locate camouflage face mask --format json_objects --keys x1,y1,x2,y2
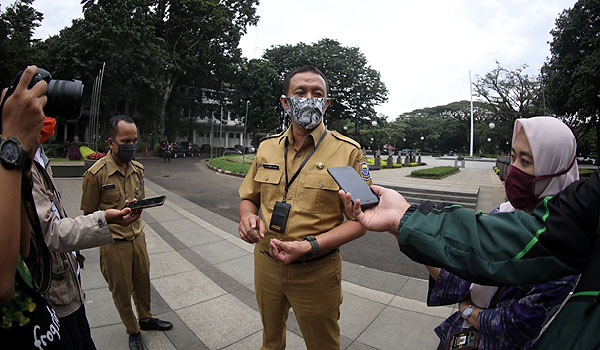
[{"x1": 285, "y1": 97, "x2": 327, "y2": 130}]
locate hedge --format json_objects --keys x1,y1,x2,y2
[{"x1": 411, "y1": 166, "x2": 460, "y2": 179}]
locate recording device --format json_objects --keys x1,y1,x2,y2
[
  {"x1": 0, "y1": 67, "x2": 84, "y2": 124},
  {"x1": 125, "y1": 195, "x2": 167, "y2": 210},
  {"x1": 328, "y1": 166, "x2": 379, "y2": 210}
]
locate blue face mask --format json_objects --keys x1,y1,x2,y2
[{"x1": 116, "y1": 143, "x2": 136, "y2": 163}]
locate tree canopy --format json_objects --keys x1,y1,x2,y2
[{"x1": 543, "y1": 0, "x2": 600, "y2": 150}]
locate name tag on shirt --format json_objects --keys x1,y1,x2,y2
[
  {"x1": 102, "y1": 184, "x2": 116, "y2": 190},
  {"x1": 263, "y1": 163, "x2": 280, "y2": 170}
]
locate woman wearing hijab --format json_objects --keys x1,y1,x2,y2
[{"x1": 427, "y1": 117, "x2": 579, "y2": 350}]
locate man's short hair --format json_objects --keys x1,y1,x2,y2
[
  {"x1": 107, "y1": 115, "x2": 135, "y2": 139},
  {"x1": 282, "y1": 65, "x2": 329, "y2": 96}
]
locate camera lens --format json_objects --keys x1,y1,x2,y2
[{"x1": 45, "y1": 79, "x2": 84, "y2": 118}]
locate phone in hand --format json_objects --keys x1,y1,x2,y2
[
  {"x1": 125, "y1": 195, "x2": 167, "y2": 210},
  {"x1": 327, "y1": 166, "x2": 379, "y2": 210}
]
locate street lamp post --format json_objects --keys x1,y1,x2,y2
[{"x1": 243, "y1": 100, "x2": 249, "y2": 166}]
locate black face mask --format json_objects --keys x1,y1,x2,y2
[{"x1": 115, "y1": 143, "x2": 136, "y2": 163}]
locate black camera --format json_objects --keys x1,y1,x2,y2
[{"x1": 2, "y1": 68, "x2": 84, "y2": 119}]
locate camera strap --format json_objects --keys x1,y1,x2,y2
[
  {"x1": 20, "y1": 170, "x2": 52, "y2": 294},
  {"x1": 283, "y1": 130, "x2": 327, "y2": 201}
]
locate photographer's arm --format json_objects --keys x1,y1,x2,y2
[{"x1": 0, "y1": 66, "x2": 46, "y2": 304}]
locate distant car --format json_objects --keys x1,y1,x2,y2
[
  {"x1": 189, "y1": 144, "x2": 201, "y2": 157},
  {"x1": 171, "y1": 143, "x2": 187, "y2": 158},
  {"x1": 233, "y1": 144, "x2": 256, "y2": 154},
  {"x1": 223, "y1": 147, "x2": 243, "y2": 156},
  {"x1": 200, "y1": 144, "x2": 211, "y2": 153}
]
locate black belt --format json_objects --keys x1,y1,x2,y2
[
  {"x1": 289, "y1": 248, "x2": 339, "y2": 264},
  {"x1": 113, "y1": 234, "x2": 139, "y2": 242}
]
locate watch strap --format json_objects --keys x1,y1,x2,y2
[{"x1": 304, "y1": 235, "x2": 319, "y2": 257}]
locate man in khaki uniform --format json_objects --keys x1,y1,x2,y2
[
  {"x1": 31, "y1": 117, "x2": 142, "y2": 349},
  {"x1": 80, "y1": 116, "x2": 172, "y2": 350},
  {"x1": 238, "y1": 65, "x2": 372, "y2": 350}
]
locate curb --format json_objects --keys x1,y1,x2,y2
[{"x1": 206, "y1": 161, "x2": 246, "y2": 178}]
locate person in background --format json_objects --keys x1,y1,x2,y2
[
  {"x1": 426, "y1": 117, "x2": 579, "y2": 349},
  {"x1": 31, "y1": 116, "x2": 142, "y2": 349},
  {"x1": 80, "y1": 116, "x2": 172, "y2": 350}
]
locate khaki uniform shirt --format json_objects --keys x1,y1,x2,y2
[
  {"x1": 31, "y1": 159, "x2": 112, "y2": 317},
  {"x1": 239, "y1": 122, "x2": 372, "y2": 252},
  {"x1": 80, "y1": 152, "x2": 146, "y2": 240}
]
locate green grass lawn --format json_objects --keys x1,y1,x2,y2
[{"x1": 208, "y1": 155, "x2": 255, "y2": 175}]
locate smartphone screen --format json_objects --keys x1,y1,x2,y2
[
  {"x1": 126, "y1": 195, "x2": 167, "y2": 210},
  {"x1": 327, "y1": 166, "x2": 379, "y2": 209}
]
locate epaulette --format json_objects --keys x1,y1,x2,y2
[
  {"x1": 330, "y1": 130, "x2": 361, "y2": 149},
  {"x1": 131, "y1": 159, "x2": 144, "y2": 170},
  {"x1": 86, "y1": 158, "x2": 106, "y2": 175},
  {"x1": 260, "y1": 131, "x2": 285, "y2": 143}
]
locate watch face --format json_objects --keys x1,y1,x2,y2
[{"x1": 2, "y1": 141, "x2": 19, "y2": 163}]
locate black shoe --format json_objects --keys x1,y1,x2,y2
[
  {"x1": 128, "y1": 332, "x2": 142, "y2": 350},
  {"x1": 139, "y1": 318, "x2": 173, "y2": 331}
]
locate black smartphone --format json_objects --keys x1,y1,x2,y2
[
  {"x1": 125, "y1": 195, "x2": 167, "y2": 210},
  {"x1": 327, "y1": 166, "x2": 379, "y2": 210}
]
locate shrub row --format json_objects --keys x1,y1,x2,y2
[{"x1": 410, "y1": 166, "x2": 460, "y2": 179}]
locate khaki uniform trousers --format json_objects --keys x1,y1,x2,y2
[
  {"x1": 255, "y1": 246, "x2": 343, "y2": 350},
  {"x1": 99, "y1": 231, "x2": 152, "y2": 334}
]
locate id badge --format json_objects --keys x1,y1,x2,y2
[
  {"x1": 269, "y1": 201, "x2": 291, "y2": 234},
  {"x1": 448, "y1": 327, "x2": 478, "y2": 350}
]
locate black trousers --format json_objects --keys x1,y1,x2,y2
[{"x1": 59, "y1": 305, "x2": 96, "y2": 350}]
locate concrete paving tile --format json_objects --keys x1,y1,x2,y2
[
  {"x1": 341, "y1": 281, "x2": 394, "y2": 305},
  {"x1": 397, "y1": 277, "x2": 429, "y2": 302},
  {"x1": 222, "y1": 330, "x2": 307, "y2": 350},
  {"x1": 152, "y1": 270, "x2": 226, "y2": 310},
  {"x1": 357, "y1": 307, "x2": 444, "y2": 350},
  {"x1": 345, "y1": 340, "x2": 379, "y2": 350},
  {"x1": 215, "y1": 254, "x2": 255, "y2": 286},
  {"x1": 149, "y1": 251, "x2": 196, "y2": 279},
  {"x1": 171, "y1": 227, "x2": 222, "y2": 248},
  {"x1": 154, "y1": 310, "x2": 208, "y2": 349},
  {"x1": 340, "y1": 293, "x2": 387, "y2": 340},
  {"x1": 84, "y1": 287, "x2": 122, "y2": 328},
  {"x1": 146, "y1": 233, "x2": 174, "y2": 255},
  {"x1": 176, "y1": 294, "x2": 262, "y2": 349},
  {"x1": 160, "y1": 218, "x2": 202, "y2": 233},
  {"x1": 342, "y1": 261, "x2": 408, "y2": 295},
  {"x1": 191, "y1": 240, "x2": 250, "y2": 265},
  {"x1": 143, "y1": 224, "x2": 159, "y2": 237},
  {"x1": 226, "y1": 236, "x2": 255, "y2": 253},
  {"x1": 80, "y1": 263, "x2": 107, "y2": 291},
  {"x1": 141, "y1": 329, "x2": 177, "y2": 350},
  {"x1": 150, "y1": 284, "x2": 173, "y2": 316},
  {"x1": 90, "y1": 324, "x2": 129, "y2": 350},
  {"x1": 389, "y1": 295, "x2": 454, "y2": 319}
]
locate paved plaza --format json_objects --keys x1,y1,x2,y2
[{"x1": 52, "y1": 157, "x2": 504, "y2": 349}]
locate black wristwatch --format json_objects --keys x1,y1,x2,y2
[
  {"x1": 304, "y1": 235, "x2": 319, "y2": 257},
  {"x1": 0, "y1": 137, "x2": 31, "y2": 170}
]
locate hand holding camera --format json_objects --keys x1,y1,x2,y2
[{"x1": 0, "y1": 66, "x2": 47, "y2": 152}]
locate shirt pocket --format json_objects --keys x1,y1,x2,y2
[
  {"x1": 100, "y1": 187, "x2": 120, "y2": 206},
  {"x1": 298, "y1": 174, "x2": 340, "y2": 214},
  {"x1": 254, "y1": 167, "x2": 283, "y2": 209}
]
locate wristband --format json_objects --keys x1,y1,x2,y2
[{"x1": 304, "y1": 235, "x2": 319, "y2": 257}]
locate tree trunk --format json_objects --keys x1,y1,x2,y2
[{"x1": 155, "y1": 73, "x2": 178, "y2": 139}]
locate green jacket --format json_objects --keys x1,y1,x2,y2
[{"x1": 397, "y1": 172, "x2": 600, "y2": 349}]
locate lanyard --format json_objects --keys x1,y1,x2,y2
[{"x1": 283, "y1": 130, "x2": 327, "y2": 201}]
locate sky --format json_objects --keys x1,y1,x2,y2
[{"x1": 1, "y1": 0, "x2": 577, "y2": 119}]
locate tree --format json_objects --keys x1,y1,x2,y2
[
  {"x1": 543, "y1": 0, "x2": 600, "y2": 152},
  {"x1": 474, "y1": 62, "x2": 544, "y2": 125},
  {"x1": 44, "y1": 0, "x2": 259, "y2": 139},
  {"x1": 0, "y1": 0, "x2": 43, "y2": 87},
  {"x1": 262, "y1": 38, "x2": 388, "y2": 139}
]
